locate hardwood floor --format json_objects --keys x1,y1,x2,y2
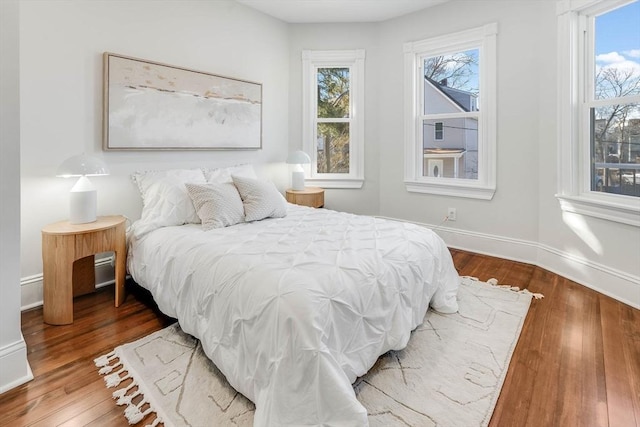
[{"x1": 1, "y1": 249, "x2": 638, "y2": 426}]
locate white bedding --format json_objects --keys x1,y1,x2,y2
[{"x1": 128, "y1": 204, "x2": 459, "y2": 426}]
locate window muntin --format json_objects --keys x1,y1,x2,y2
[
  {"x1": 302, "y1": 50, "x2": 365, "y2": 188},
  {"x1": 556, "y1": 0, "x2": 640, "y2": 227},
  {"x1": 316, "y1": 67, "x2": 351, "y2": 174},
  {"x1": 404, "y1": 24, "x2": 497, "y2": 200},
  {"x1": 587, "y1": 1, "x2": 640, "y2": 198},
  {"x1": 421, "y1": 49, "x2": 480, "y2": 179}
]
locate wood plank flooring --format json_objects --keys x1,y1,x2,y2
[{"x1": 1, "y1": 249, "x2": 638, "y2": 426}]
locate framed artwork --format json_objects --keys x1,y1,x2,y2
[{"x1": 103, "y1": 52, "x2": 262, "y2": 150}]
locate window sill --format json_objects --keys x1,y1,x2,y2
[
  {"x1": 556, "y1": 193, "x2": 640, "y2": 227},
  {"x1": 405, "y1": 180, "x2": 495, "y2": 200},
  {"x1": 305, "y1": 178, "x2": 364, "y2": 189}
]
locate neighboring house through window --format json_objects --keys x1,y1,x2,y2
[
  {"x1": 302, "y1": 50, "x2": 365, "y2": 189},
  {"x1": 404, "y1": 23, "x2": 497, "y2": 199},
  {"x1": 557, "y1": 0, "x2": 640, "y2": 226}
]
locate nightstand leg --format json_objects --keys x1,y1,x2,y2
[
  {"x1": 43, "y1": 235, "x2": 74, "y2": 325},
  {"x1": 114, "y1": 222, "x2": 127, "y2": 307}
]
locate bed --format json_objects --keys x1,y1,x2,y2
[{"x1": 127, "y1": 166, "x2": 460, "y2": 427}]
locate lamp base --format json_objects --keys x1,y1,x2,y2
[
  {"x1": 69, "y1": 176, "x2": 97, "y2": 224},
  {"x1": 291, "y1": 171, "x2": 305, "y2": 191}
]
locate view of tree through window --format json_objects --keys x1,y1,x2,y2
[
  {"x1": 422, "y1": 49, "x2": 480, "y2": 179},
  {"x1": 591, "y1": 0, "x2": 640, "y2": 197},
  {"x1": 424, "y1": 51, "x2": 479, "y2": 96},
  {"x1": 316, "y1": 68, "x2": 350, "y2": 174}
]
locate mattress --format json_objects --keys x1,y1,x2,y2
[{"x1": 128, "y1": 204, "x2": 459, "y2": 426}]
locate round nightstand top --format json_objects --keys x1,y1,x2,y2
[
  {"x1": 286, "y1": 187, "x2": 324, "y2": 195},
  {"x1": 42, "y1": 215, "x2": 126, "y2": 235}
]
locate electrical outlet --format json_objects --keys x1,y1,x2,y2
[{"x1": 447, "y1": 208, "x2": 457, "y2": 221}]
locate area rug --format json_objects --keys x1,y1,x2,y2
[{"x1": 95, "y1": 277, "x2": 540, "y2": 427}]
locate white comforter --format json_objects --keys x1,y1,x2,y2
[{"x1": 128, "y1": 205, "x2": 459, "y2": 426}]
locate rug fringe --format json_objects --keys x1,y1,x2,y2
[
  {"x1": 462, "y1": 276, "x2": 544, "y2": 299},
  {"x1": 93, "y1": 351, "x2": 117, "y2": 368},
  {"x1": 94, "y1": 351, "x2": 164, "y2": 427}
]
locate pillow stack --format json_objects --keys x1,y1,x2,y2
[
  {"x1": 132, "y1": 164, "x2": 288, "y2": 234},
  {"x1": 132, "y1": 168, "x2": 207, "y2": 237},
  {"x1": 186, "y1": 175, "x2": 287, "y2": 230}
]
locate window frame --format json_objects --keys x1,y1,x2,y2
[
  {"x1": 556, "y1": 0, "x2": 640, "y2": 227},
  {"x1": 403, "y1": 23, "x2": 497, "y2": 200},
  {"x1": 302, "y1": 50, "x2": 365, "y2": 189}
]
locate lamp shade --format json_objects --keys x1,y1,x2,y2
[
  {"x1": 56, "y1": 154, "x2": 109, "y2": 178},
  {"x1": 57, "y1": 154, "x2": 109, "y2": 224},
  {"x1": 286, "y1": 151, "x2": 310, "y2": 191},
  {"x1": 286, "y1": 150, "x2": 311, "y2": 165}
]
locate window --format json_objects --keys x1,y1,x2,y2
[
  {"x1": 557, "y1": 0, "x2": 640, "y2": 226},
  {"x1": 404, "y1": 24, "x2": 497, "y2": 199},
  {"x1": 434, "y1": 122, "x2": 444, "y2": 140},
  {"x1": 302, "y1": 50, "x2": 365, "y2": 189}
]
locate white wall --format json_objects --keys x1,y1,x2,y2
[
  {"x1": 19, "y1": 0, "x2": 291, "y2": 306},
  {"x1": 0, "y1": 0, "x2": 33, "y2": 393},
  {"x1": 288, "y1": 23, "x2": 380, "y2": 215},
  {"x1": 377, "y1": 1, "x2": 541, "y2": 243},
  {"x1": 377, "y1": 0, "x2": 639, "y2": 307},
  {"x1": 288, "y1": 1, "x2": 639, "y2": 307},
  {"x1": 534, "y1": 2, "x2": 640, "y2": 307}
]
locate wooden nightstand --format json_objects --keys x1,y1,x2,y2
[
  {"x1": 285, "y1": 187, "x2": 324, "y2": 208},
  {"x1": 41, "y1": 215, "x2": 127, "y2": 325}
]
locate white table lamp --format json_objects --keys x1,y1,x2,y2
[
  {"x1": 286, "y1": 150, "x2": 311, "y2": 191},
  {"x1": 56, "y1": 154, "x2": 109, "y2": 224}
]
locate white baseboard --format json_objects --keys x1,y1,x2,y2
[
  {"x1": 21, "y1": 257, "x2": 116, "y2": 311},
  {"x1": 376, "y1": 216, "x2": 640, "y2": 310},
  {"x1": 536, "y1": 243, "x2": 639, "y2": 309},
  {"x1": 0, "y1": 337, "x2": 33, "y2": 394}
]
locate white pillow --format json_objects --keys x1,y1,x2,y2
[
  {"x1": 132, "y1": 168, "x2": 206, "y2": 236},
  {"x1": 232, "y1": 175, "x2": 287, "y2": 222},
  {"x1": 203, "y1": 164, "x2": 257, "y2": 184},
  {"x1": 185, "y1": 182, "x2": 245, "y2": 230}
]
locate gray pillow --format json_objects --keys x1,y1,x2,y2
[
  {"x1": 185, "y1": 182, "x2": 245, "y2": 230},
  {"x1": 232, "y1": 175, "x2": 287, "y2": 222}
]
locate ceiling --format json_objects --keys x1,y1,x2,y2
[{"x1": 235, "y1": 0, "x2": 448, "y2": 23}]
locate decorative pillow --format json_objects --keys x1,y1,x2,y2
[
  {"x1": 232, "y1": 175, "x2": 287, "y2": 222},
  {"x1": 132, "y1": 168, "x2": 206, "y2": 236},
  {"x1": 203, "y1": 164, "x2": 257, "y2": 184},
  {"x1": 185, "y1": 182, "x2": 245, "y2": 230}
]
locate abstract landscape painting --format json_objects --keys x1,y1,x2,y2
[{"x1": 103, "y1": 53, "x2": 262, "y2": 150}]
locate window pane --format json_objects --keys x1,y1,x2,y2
[
  {"x1": 317, "y1": 68, "x2": 350, "y2": 118},
  {"x1": 423, "y1": 49, "x2": 479, "y2": 115},
  {"x1": 422, "y1": 118, "x2": 478, "y2": 179},
  {"x1": 594, "y1": 1, "x2": 640, "y2": 101},
  {"x1": 317, "y1": 123, "x2": 349, "y2": 173},
  {"x1": 591, "y1": 104, "x2": 640, "y2": 197}
]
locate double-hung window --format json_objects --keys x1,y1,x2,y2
[
  {"x1": 557, "y1": 0, "x2": 640, "y2": 226},
  {"x1": 434, "y1": 122, "x2": 444, "y2": 140},
  {"x1": 404, "y1": 23, "x2": 497, "y2": 200},
  {"x1": 302, "y1": 50, "x2": 365, "y2": 189}
]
